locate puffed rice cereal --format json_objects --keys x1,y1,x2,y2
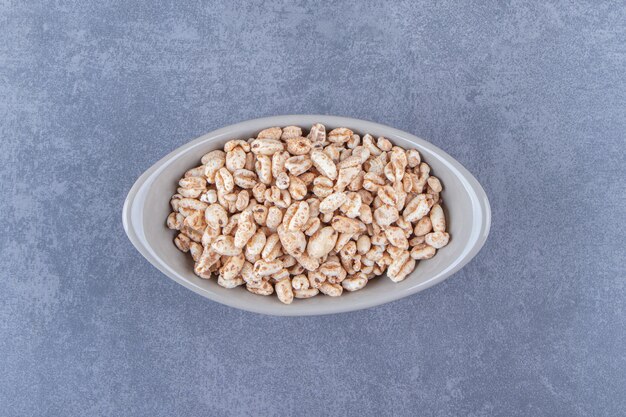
[{"x1": 167, "y1": 124, "x2": 450, "y2": 304}]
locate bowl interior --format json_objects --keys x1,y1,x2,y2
[{"x1": 127, "y1": 115, "x2": 489, "y2": 315}]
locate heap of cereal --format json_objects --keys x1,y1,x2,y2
[{"x1": 167, "y1": 124, "x2": 449, "y2": 304}]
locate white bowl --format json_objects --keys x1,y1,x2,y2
[{"x1": 123, "y1": 115, "x2": 491, "y2": 316}]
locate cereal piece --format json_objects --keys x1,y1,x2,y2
[
  {"x1": 403, "y1": 194, "x2": 432, "y2": 223},
  {"x1": 234, "y1": 209, "x2": 256, "y2": 248},
  {"x1": 340, "y1": 192, "x2": 361, "y2": 218},
  {"x1": 373, "y1": 205, "x2": 399, "y2": 227},
  {"x1": 377, "y1": 137, "x2": 392, "y2": 152},
  {"x1": 251, "y1": 138, "x2": 284, "y2": 155},
  {"x1": 277, "y1": 225, "x2": 307, "y2": 257},
  {"x1": 272, "y1": 151, "x2": 289, "y2": 178},
  {"x1": 303, "y1": 217, "x2": 321, "y2": 236},
  {"x1": 384, "y1": 227, "x2": 409, "y2": 250},
  {"x1": 202, "y1": 150, "x2": 226, "y2": 181},
  {"x1": 319, "y1": 192, "x2": 347, "y2": 214},
  {"x1": 225, "y1": 145, "x2": 247, "y2": 172},
  {"x1": 429, "y1": 204, "x2": 446, "y2": 233},
  {"x1": 358, "y1": 204, "x2": 373, "y2": 224},
  {"x1": 167, "y1": 212, "x2": 184, "y2": 230},
  {"x1": 386, "y1": 251, "x2": 415, "y2": 282},
  {"x1": 235, "y1": 190, "x2": 250, "y2": 212},
  {"x1": 284, "y1": 155, "x2": 312, "y2": 176},
  {"x1": 252, "y1": 204, "x2": 268, "y2": 225},
  {"x1": 288, "y1": 175, "x2": 307, "y2": 200},
  {"x1": 281, "y1": 126, "x2": 302, "y2": 140},
  {"x1": 410, "y1": 244, "x2": 436, "y2": 260},
  {"x1": 189, "y1": 242, "x2": 203, "y2": 262},
  {"x1": 286, "y1": 137, "x2": 312, "y2": 155},
  {"x1": 211, "y1": 236, "x2": 241, "y2": 256},
  {"x1": 330, "y1": 216, "x2": 365, "y2": 234},
  {"x1": 254, "y1": 259, "x2": 283, "y2": 277},
  {"x1": 205, "y1": 204, "x2": 229, "y2": 229},
  {"x1": 261, "y1": 233, "x2": 282, "y2": 261},
  {"x1": 313, "y1": 176, "x2": 334, "y2": 198},
  {"x1": 427, "y1": 176, "x2": 442, "y2": 193},
  {"x1": 257, "y1": 127, "x2": 282, "y2": 140},
  {"x1": 286, "y1": 201, "x2": 309, "y2": 231},
  {"x1": 335, "y1": 166, "x2": 361, "y2": 192},
  {"x1": 178, "y1": 198, "x2": 208, "y2": 212},
  {"x1": 294, "y1": 288, "x2": 319, "y2": 298},
  {"x1": 308, "y1": 123, "x2": 326, "y2": 145},
  {"x1": 220, "y1": 253, "x2": 245, "y2": 280},
  {"x1": 194, "y1": 247, "x2": 220, "y2": 279},
  {"x1": 307, "y1": 226, "x2": 338, "y2": 259},
  {"x1": 184, "y1": 165, "x2": 206, "y2": 178},
  {"x1": 328, "y1": 127, "x2": 353, "y2": 144},
  {"x1": 266, "y1": 206, "x2": 283, "y2": 230},
  {"x1": 362, "y1": 134, "x2": 382, "y2": 156},
  {"x1": 424, "y1": 231, "x2": 450, "y2": 249},
  {"x1": 247, "y1": 281, "x2": 274, "y2": 295},
  {"x1": 356, "y1": 235, "x2": 371, "y2": 255},
  {"x1": 363, "y1": 172, "x2": 385, "y2": 192},
  {"x1": 218, "y1": 275, "x2": 245, "y2": 288},
  {"x1": 324, "y1": 144, "x2": 341, "y2": 161},
  {"x1": 406, "y1": 149, "x2": 421, "y2": 167},
  {"x1": 342, "y1": 273, "x2": 368, "y2": 291},
  {"x1": 275, "y1": 279, "x2": 294, "y2": 304},
  {"x1": 174, "y1": 233, "x2": 191, "y2": 252},
  {"x1": 307, "y1": 271, "x2": 326, "y2": 289},
  {"x1": 252, "y1": 183, "x2": 266, "y2": 203},
  {"x1": 292, "y1": 274, "x2": 309, "y2": 290},
  {"x1": 255, "y1": 155, "x2": 273, "y2": 185},
  {"x1": 275, "y1": 172, "x2": 290, "y2": 190},
  {"x1": 414, "y1": 216, "x2": 432, "y2": 236},
  {"x1": 319, "y1": 282, "x2": 343, "y2": 297},
  {"x1": 320, "y1": 260, "x2": 347, "y2": 284},
  {"x1": 310, "y1": 149, "x2": 337, "y2": 180},
  {"x1": 295, "y1": 252, "x2": 320, "y2": 272}
]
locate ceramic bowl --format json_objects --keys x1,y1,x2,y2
[{"x1": 123, "y1": 115, "x2": 491, "y2": 316}]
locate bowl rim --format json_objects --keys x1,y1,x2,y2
[{"x1": 122, "y1": 115, "x2": 491, "y2": 316}]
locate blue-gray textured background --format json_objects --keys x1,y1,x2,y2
[{"x1": 1, "y1": 1, "x2": 625, "y2": 416}]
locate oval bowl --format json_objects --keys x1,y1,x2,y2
[{"x1": 123, "y1": 115, "x2": 491, "y2": 316}]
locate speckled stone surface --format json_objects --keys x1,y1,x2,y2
[{"x1": 1, "y1": 1, "x2": 625, "y2": 416}]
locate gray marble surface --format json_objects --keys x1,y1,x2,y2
[{"x1": 1, "y1": 1, "x2": 625, "y2": 416}]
